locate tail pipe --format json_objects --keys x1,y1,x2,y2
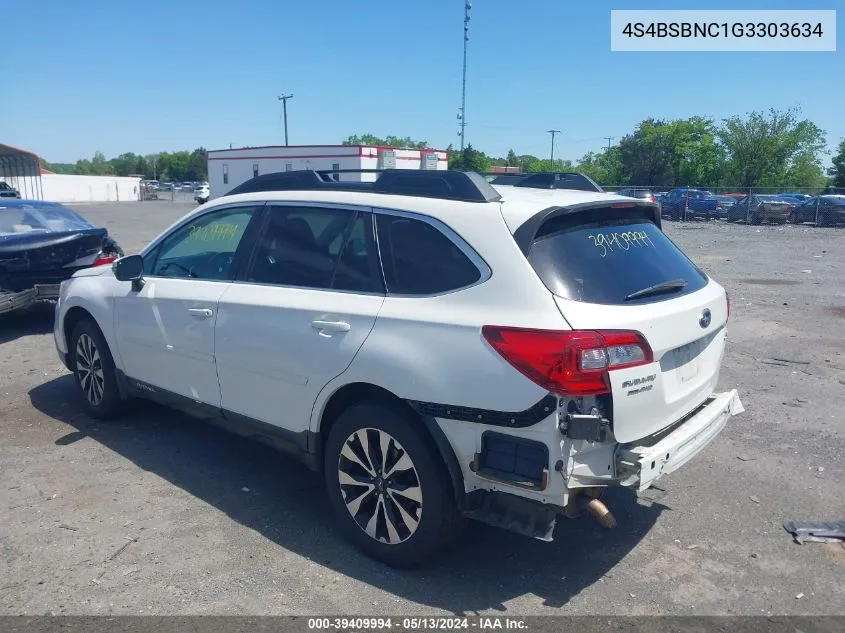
[{"x1": 564, "y1": 486, "x2": 617, "y2": 529}]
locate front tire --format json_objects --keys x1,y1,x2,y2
[
  {"x1": 324, "y1": 403, "x2": 462, "y2": 567},
  {"x1": 70, "y1": 319, "x2": 123, "y2": 420}
]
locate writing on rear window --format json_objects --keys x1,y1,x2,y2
[{"x1": 587, "y1": 230, "x2": 656, "y2": 258}]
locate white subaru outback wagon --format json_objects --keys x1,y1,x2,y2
[{"x1": 54, "y1": 169, "x2": 744, "y2": 567}]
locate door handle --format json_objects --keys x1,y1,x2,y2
[
  {"x1": 311, "y1": 319, "x2": 351, "y2": 333},
  {"x1": 188, "y1": 307, "x2": 214, "y2": 318}
]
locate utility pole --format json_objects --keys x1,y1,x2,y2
[
  {"x1": 547, "y1": 130, "x2": 561, "y2": 168},
  {"x1": 604, "y1": 136, "x2": 614, "y2": 153},
  {"x1": 458, "y1": 1, "x2": 472, "y2": 152},
  {"x1": 277, "y1": 94, "x2": 294, "y2": 146}
]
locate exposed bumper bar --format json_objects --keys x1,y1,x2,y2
[
  {"x1": 0, "y1": 284, "x2": 61, "y2": 315},
  {"x1": 0, "y1": 288, "x2": 37, "y2": 315},
  {"x1": 616, "y1": 389, "x2": 744, "y2": 491}
]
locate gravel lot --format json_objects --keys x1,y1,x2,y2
[{"x1": 1, "y1": 201, "x2": 843, "y2": 616}]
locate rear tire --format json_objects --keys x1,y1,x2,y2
[
  {"x1": 69, "y1": 319, "x2": 123, "y2": 420},
  {"x1": 324, "y1": 403, "x2": 462, "y2": 567}
]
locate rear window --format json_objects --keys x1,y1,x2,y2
[
  {"x1": 0, "y1": 203, "x2": 94, "y2": 237},
  {"x1": 527, "y1": 214, "x2": 708, "y2": 305}
]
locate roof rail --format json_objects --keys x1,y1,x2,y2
[
  {"x1": 224, "y1": 169, "x2": 502, "y2": 203},
  {"x1": 500, "y1": 172, "x2": 604, "y2": 193}
]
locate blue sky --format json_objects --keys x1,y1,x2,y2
[{"x1": 2, "y1": 0, "x2": 842, "y2": 163}]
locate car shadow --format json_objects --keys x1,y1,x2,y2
[
  {"x1": 29, "y1": 375, "x2": 665, "y2": 614},
  {"x1": 0, "y1": 302, "x2": 55, "y2": 344}
]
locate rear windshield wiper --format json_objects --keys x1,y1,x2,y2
[{"x1": 625, "y1": 278, "x2": 688, "y2": 301}]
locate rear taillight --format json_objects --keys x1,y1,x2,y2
[
  {"x1": 92, "y1": 254, "x2": 118, "y2": 267},
  {"x1": 481, "y1": 327, "x2": 654, "y2": 397},
  {"x1": 648, "y1": 196, "x2": 656, "y2": 203}
]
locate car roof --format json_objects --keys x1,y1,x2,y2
[{"x1": 199, "y1": 185, "x2": 634, "y2": 236}]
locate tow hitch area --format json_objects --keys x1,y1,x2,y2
[{"x1": 616, "y1": 390, "x2": 744, "y2": 491}]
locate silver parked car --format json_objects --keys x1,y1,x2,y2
[{"x1": 726, "y1": 194, "x2": 792, "y2": 225}]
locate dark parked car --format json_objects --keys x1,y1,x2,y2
[
  {"x1": 0, "y1": 199, "x2": 123, "y2": 315},
  {"x1": 710, "y1": 195, "x2": 738, "y2": 219},
  {"x1": 661, "y1": 188, "x2": 721, "y2": 220},
  {"x1": 788, "y1": 195, "x2": 845, "y2": 227},
  {"x1": 0, "y1": 181, "x2": 21, "y2": 198},
  {"x1": 616, "y1": 187, "x2": 658, "y2": 204},
  {"x1": 777, "y1": 193, "x2": 812, "y2": 203},
  {"x1": 726, "y1": 194, "x2": 792, "y2": 225}
]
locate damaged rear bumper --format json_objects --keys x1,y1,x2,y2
[
  {"x1": 616, "y1": 389, "x2": 744, "y2": 491},
  {"x1": 0, "y1": 284, "x2": 61, "y2": 315}
]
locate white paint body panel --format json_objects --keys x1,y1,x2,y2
[
  {"x1": 618, "y1": 389, "x2": 745, "y2": 491},
  {"x1": 113, "y1": 278, "x2": 228, "y2": 405},
  {"x1": 554, "y1": 280, "x2": 728, "y2": 443},
  {"x1": 215, "y1": 283, "x2": 384, "y2": 432}
]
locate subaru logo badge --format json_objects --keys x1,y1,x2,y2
[{"x1": 699, "y1": 308, "x2": 712, "y2": 329}]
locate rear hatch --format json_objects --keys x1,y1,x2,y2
[{"x1": 523, "y1": 204, "x2": 728, "y2": 443}]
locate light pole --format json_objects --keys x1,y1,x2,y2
[
  {"x1": 547, "y1": 130, "x2": 561, "y2": 169},
  {"x1": 458, "y1": 1, "x2": 471, "y2": 152},
  {"x1": 278, "y1": 94, "x2": 294, "y2": 146}
]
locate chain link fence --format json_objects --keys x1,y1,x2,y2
[{"x1": 600, "y1": 185, "x2": 845, "y2": 227}]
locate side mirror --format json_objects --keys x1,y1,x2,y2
[{"x1": 113, "y1": 254, "x2": 144, "y2": 282}]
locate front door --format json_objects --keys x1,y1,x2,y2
[
  {"x1": 215, "y1": 203, "x2": 385, "y2": 432},
  {"x1": 113, "y1": 204, "x2": 263, "y2": 406}
]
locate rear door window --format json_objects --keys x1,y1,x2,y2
[
  {"x1": 527, "y1": 213, "x2": 708, "y2": 305},
  {"x1": 245, "y1": 205, "x2": 384, "y2": 293}
]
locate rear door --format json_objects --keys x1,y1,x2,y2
[
  {"x1": 214, "y1": 203, "x2": 385, "y2": 433},
  {"x1": 524, "y1": 206, "x2": 728, "y2": 442}
]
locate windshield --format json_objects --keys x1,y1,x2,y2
[
  {"x1": 527, "y1": 216, "x2": 708, "y2": 305},
  {"x1": 0, "y1": 202, "x2": 95, "y2": 237},
  {"x1": 757, "y1": 195, "x2": 785, "y2": 202}
]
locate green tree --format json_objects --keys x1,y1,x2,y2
[
  {"x1": 448, "y1": 143, "x2": 492, "y2": 172},
  {"x1": 514, "y1": 154, "x2": 540, "y2": 172},
  {"x1": 829, "y1": 139, "x2": 845, "y2": 187},
  {"x1": 524, "y1": 158, "x2": 575, "y2": 173},
  {"x1": 616, "y1": 119, "x2": 676, "y2": 186},
  {"x1": 134, "y1": 156, "x2": 149, "y2": 177},
  {"x1": 783, "y1": 150, "x2": 827, "y2": 188},
  {"x1": 717, "y1": 107, "x2": 826, "y2": 188},
  {"x1": 186, "y1": 148, "x2": 208, "y2": 181},
  {"x1": 576, "y1": 150, "x2": 624, "y2": 185},
  {"x1": 90, "y1": 151, "x2": 110, "y2": 175},
  {"x1": 111, "y1": 152, "x2": 139, "y2": 177},
  {"x1": 506, "y1": 149, "x2": 518, "y2": 167},
  {"x1": 343, "y1": 134, "x2": 429, "y2": 149}
]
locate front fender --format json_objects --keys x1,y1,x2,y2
[{"x1": 56, "y1": 275, "x2": 121, "y2": 367}]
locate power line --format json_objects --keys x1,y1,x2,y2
[
  {"x1": 277, "y1": 94, "x2": 294, "y2": 146},
  {"x1": 547, "y1": 130, "x2": 561, "y2": 165},
  {"x1": 458, "y1": 1, "x2": 472, "y2": 152}
]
